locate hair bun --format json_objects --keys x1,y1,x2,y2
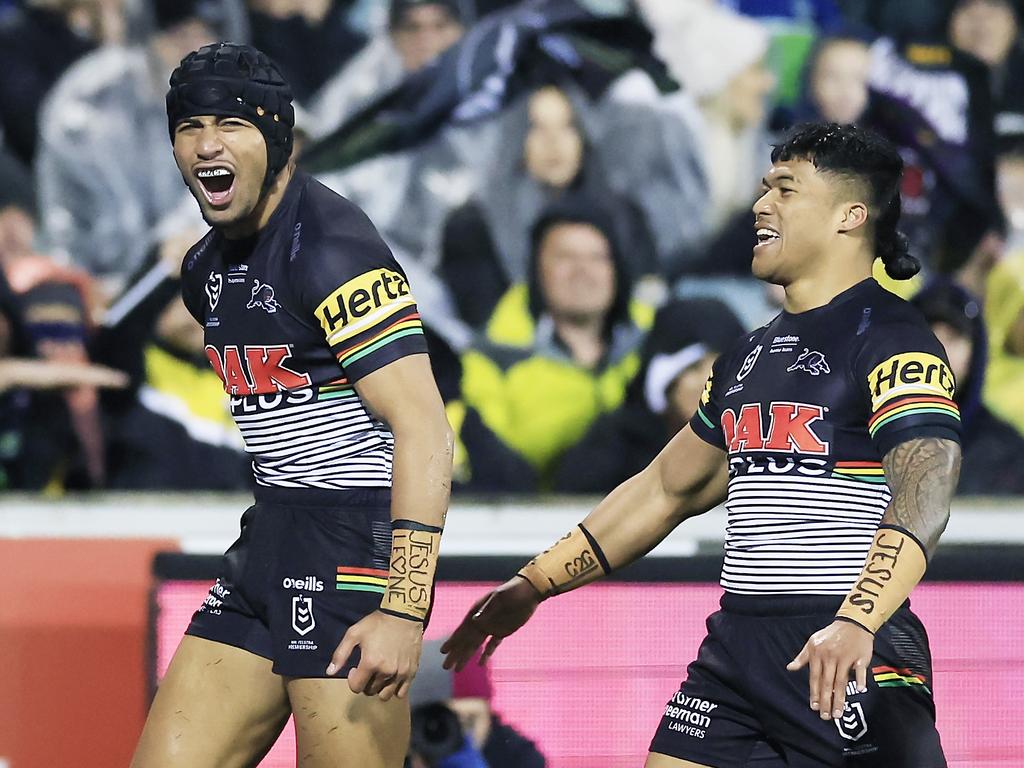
[{"x1": 879, "y1": 231, "x2": 920, "y2": 280}]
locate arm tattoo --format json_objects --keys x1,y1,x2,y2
[{"x1": 881, "y1": 437, "x2": 962, "y2": 556}]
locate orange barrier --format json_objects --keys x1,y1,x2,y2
[{"x1": 0, "y1": 538, "x2": 178, "y2": 768}]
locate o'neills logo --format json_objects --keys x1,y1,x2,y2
[
  {"x1": 282, "y1": 576, "x2": 324, "y2": 592},
  {"x1": 868, "y1": 352, "x2": 955, "y2": 410},
  {"x1": 314, "y1": 268, "x2": 415, "y2": 342}
]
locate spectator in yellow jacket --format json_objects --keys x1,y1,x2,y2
[{"x1": 460, "y1": 198, "x2": 646, "y2": 484}]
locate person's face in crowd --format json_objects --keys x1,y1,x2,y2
[
  {"x1": 447, "y1": 697, "x2": 492, "y2": 749},
  {"x1": 810, "y1": 40, "x2": 871, "y2": 125},
  {"x1": 997, "y1": 152, "x2": 1024, "y2": 232},
  {"x1": 537, "y1": 222, "x2": 616, "y2": 323},
  {"x1": 665, "y1": 352, "x2": 717, "y2": 432},
  {"x1": 931, "y1": 320, "x2": 972, "y2": 387},
  {"x1": 722, "y1": 61, "x2": 776, "y2": 131},
  {"x1": 524, "y1": 87, "x2": 584, "y2": 189},
  {"x1": 173, "y1": 115, "x2": 270, "y2": 232},
  {"x1": 949, "y1": 0, "x2": 1019, "y2": 68},
  {"x1": 152, "y1": 18, "x2": 218, "y2": 74},
  {"x1": 751, "y1": 158, "x2": 864, "y2": 285},
  {"x1": 391, "y1": 5, "x2": 464, "y2": 73}
]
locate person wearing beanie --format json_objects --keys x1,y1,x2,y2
[
  {"x1": 410, "y1": 641, "x2": 545, "y2": 768},
  {"x1": 132, "y1": 42, "x2": 453, "y2": 767},
  {"x1": 446, "y1": 124, "x2": 962, "y2": 767}
]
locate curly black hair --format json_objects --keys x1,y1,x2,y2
[{"x1": 772, "y1": 122, "x2": 920, "y2": 280}]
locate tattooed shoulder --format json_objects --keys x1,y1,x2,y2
[{"x1": 881, "y1": 437, "x2": 962, "y2": 555}]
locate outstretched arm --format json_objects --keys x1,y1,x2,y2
[
  {"x1": 788, "y1": 437, "x2": 961, "y2": 721},
  {"x1": 442, "y1": 425, "x2": 728, "y2": 669}
]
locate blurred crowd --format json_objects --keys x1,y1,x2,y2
[{"x1": 1, "y1": 0, "x2": 1023, "y2": 496}]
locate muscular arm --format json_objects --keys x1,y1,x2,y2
[
  {"x1": 582, "y1": 425, "x2": 729, "y2": 570},
  {"x1": 355, "y1": 353, "x2": 454, "y2": 534},
  {"x1": 879, "y1": 436, "x2": 961, "y2": 555},
  {"x1": 326, "y1": 353, "x2": 453, "y2": 696},
  {"x1": 791, "y1": 437, "x2": 962, "y2": 721},
  {"x1": 519, "y1": 425, "x2": 728, "y2": 596}
]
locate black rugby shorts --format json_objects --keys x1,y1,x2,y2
[
  {"x1": 649, "y1": 593, "x2": 946, "y2": 768},
  {"x1": 186, "y1": 486, "x2": 393, "y2": 677}
]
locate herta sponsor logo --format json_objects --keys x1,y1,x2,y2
[
  {"x1": 206, "y1": 344, "x2": 312, "y2": 395},
  {"x1": 314, "y1": 268, "x2": 414, "y2": 340},
  {"x1": 282, "y1": 576, "x2": 324, "y2": 592},
  {"x1": 868, "y1": 352, "x2": 955, "y2": 409},
  {"x1": 663, "y1": 692, "x2": 717, "y2": 739},
  {"x1": 721, "y1": 402, "x2": 829, "y2": 455}
]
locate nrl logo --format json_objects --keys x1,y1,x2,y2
[
  {"x1": 787, "y1": 348, "x2": 831, "y2": 376},
  {"x1": 291, "y1": 596, "x2": 315, "y2": 636},
  {"x1": 205, "y1": 271, "x2": 222, "y2": 311}
]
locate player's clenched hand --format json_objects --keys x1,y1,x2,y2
[
  {"x1": 326, "y1": 611, "x2": 423, "y2": 701},
  {"x1": 441, "y1": 576, "x2": 541, "y2": 671},
  {"x1": 787, "y1": 620, "x2": 874, "y2": 721}
]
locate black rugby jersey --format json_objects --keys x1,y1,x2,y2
[
  {"x1": 690, "y1": 279, "x2": 961, "y2": 595},
  {"x1": 181, "y1": 171, "x2": 427, "y2": 490}
]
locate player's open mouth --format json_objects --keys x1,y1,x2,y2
[
  {"x1": 754, "y1": 226, "x2": 781, "y2": 249},
  {"x1": 195, "y1": 166, "x2": 236, "y2": 207}
]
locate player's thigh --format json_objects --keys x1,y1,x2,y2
[
  {"x1": 646, "y1": 755, "x2": 716, "y2": 768},
  {"x1": 131, "y1": 636, "x2": 291, "y2": 768},
  {"x1": 287, "y1": 677, "x2": 410, "y2": 768}
]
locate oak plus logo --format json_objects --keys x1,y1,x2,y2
[
  {"x1": 206, "y1": 344, "x2": 312, "y2": 395},
  {"x1": 205, "y1": 271, "x2": 222, "y2": 311},
  {"x1": 291, "y1": 596, "x2": 315, "y2": 636},
  {"x1": 721, "y1": 402, "x2": 829, "y2": 454}
]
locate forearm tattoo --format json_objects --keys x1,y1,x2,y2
[{"x1": 881, "y1": 437, "x2": 962, "y2": 556}]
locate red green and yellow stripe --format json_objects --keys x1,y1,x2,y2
[
  {"x1": 832, "y1": 460, "x2": 887, "y2": 484},
  {"x1": 336, "y1": 566, "x2": 389, "y2": 594},
  {"x1": 335, "y1": 314, "x2": 424, "y2": 367},
  {"x1": 318, "y1": 377, "x2": 354, "y2": 400},
  {"x1": 873, "y1": 665, "x2": 929, "y2": 691},
  {"x1": 868, "y1": 396, "x2": 960, "y2": 437}
]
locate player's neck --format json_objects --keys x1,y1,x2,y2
[
  {"x1": 782, "y1": 263, "x2": 873, "y2": 315},
  {"x1": 221, "y1": 165, "x2": 295, "y2": 240}
]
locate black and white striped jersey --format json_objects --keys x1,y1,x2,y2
[
  {"x1": 690, "y1": 279, "x2": 961, "y2": 595},
  {"x1": 181, "y1": 172, "x2": 427, "y2": 491}
]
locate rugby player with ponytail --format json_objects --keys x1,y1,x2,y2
[{"x1": 444, "y1": 123, "x2": 959, "y2": 768}]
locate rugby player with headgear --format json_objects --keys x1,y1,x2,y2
[
  {"x1": 131, "y1": 43, "x2": 453, "y2": 767},
  {"x1": 443, "y1": 123, "x2": 961, "y2": 768}
]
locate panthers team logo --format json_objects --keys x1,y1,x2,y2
[
  {"x1": 247, "y1": 279, "x2": 281, "y2": 314},
  {"x1": 787, "y1": 348, "x2": 831, "y2": 376}
]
